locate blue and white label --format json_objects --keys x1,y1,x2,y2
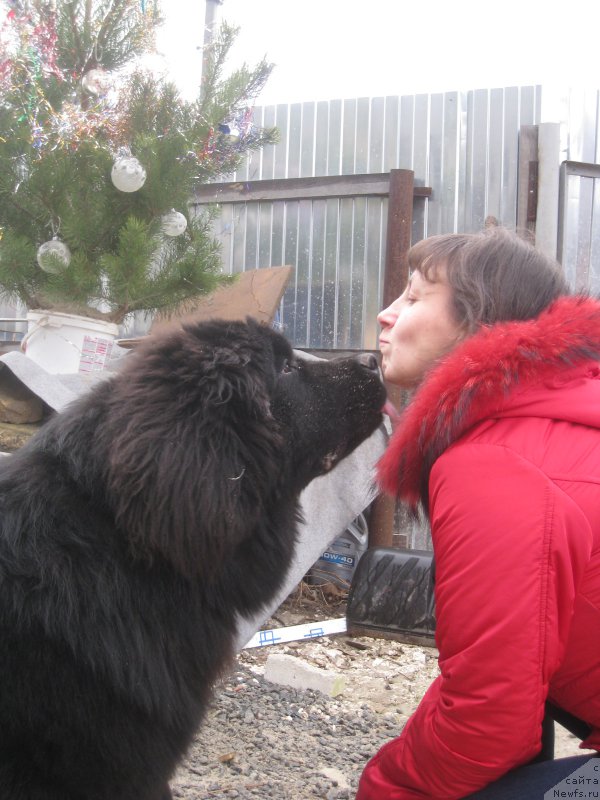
[{"x1": 320, "y1": 551, "x2": 356, "y2": 567}]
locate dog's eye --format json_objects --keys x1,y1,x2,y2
[{"x1": 281, "y1": 359, "x2": 295, "y2": 374}]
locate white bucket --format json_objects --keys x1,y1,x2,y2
[
  {"x1": 308, "y1": 513, "x2": 369, "y2": 588},
  {"x1": 23, "y1": 311, "x2": 119, "y2": 374}
]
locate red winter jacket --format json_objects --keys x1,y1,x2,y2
[{"x1": 357, "y1": 296, "x2": 600, "y2": 799}]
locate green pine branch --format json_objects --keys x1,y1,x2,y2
[{"x1": 0, "y1": 2, "x2": 277, "y2": 326}]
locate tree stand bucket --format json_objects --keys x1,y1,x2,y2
[{"x1": 23, "y1": 311, "x2": 119, "y2": 374}]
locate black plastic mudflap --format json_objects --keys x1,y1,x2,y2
[{"x1": 346, "y1": 547, "x2": 436, "y2": 646}]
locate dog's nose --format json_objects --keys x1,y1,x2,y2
[{"x1": 355, "y1": 353, "x2": 379, "y2": 372}]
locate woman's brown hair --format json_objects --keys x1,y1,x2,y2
[{"x1": 408, "y1": 227, "x2": 571, "y2": 332}]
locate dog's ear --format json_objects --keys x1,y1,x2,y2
[{"x1": 103, "y1": 329, "x2": 283, "y2": 579}]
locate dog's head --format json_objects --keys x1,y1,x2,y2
[
  {"x1": 269, "y1": 347, "x2": 386, "y2": 486},
  {"x1": 103, "y1": 318, "x2": 385, "y2": 577}
]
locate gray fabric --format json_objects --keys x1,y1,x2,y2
[
  {"x1": 0, "y1": 351, "x2": 81, "y2": 411},
  {"x1": 0, "y1": 348, "x2": 129, "y2": 412}
]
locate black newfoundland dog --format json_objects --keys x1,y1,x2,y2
[{"x1": 0, "y1": 318, "x2": 385, "y2": 800}]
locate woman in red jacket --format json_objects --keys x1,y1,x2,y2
[{"x1": 357, "y1": 227, "x2": 600, "y2": 799}]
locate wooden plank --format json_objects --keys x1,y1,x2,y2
[{"x1": 194, "y1": 173, "x2": 432, "y2": 204}]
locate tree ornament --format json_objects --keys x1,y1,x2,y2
[
  {"x1": 36, "y1": 237, "x2": 71, "y2": 274},
  {"x1": 161, "y1": 209, "x2": 188, "y2": 237},
  {"x1": 81, "y1": 68, "x2": 111, "y2": 96},
  {"x1": 111, "y1": 153, "x2": 147, "y2": 192},
  {"x1": 218, "y1": 122, "x2": 240, "y2": 143}
]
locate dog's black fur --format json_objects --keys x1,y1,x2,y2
[{"x1": 0, "y1": 318, "x2": 385, "y2": 799}]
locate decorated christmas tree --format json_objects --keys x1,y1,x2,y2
[{"x1": 0, "y1": 0, "x2": 276, "y2": 326}]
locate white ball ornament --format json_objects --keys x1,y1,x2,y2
[
  {"x1": 161, "y1": 209, "x2": 188, "y2": 237},
  {"x1": 81, "y1": 68, "x2": 111, "y2": 96},
  {"x1": 36, "y1": 238, "x2": 71, "y2": 274},
  {"x1": 111, "y1": 155, "x2": 147, "y2": 193}
]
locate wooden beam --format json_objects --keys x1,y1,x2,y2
[{"x1": 193, "y1": 173, "x2": 432, "y2": 204}]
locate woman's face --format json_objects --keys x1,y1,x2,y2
[{"x1": 378, "y1": 267, "x2": 465, "y2": 388}]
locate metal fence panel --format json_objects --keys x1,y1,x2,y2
[
  {"x1": 369, "y1": 96, "x2": 385, "y2": 173},
  {"x1": 465, "y1": 89, "x2": 496, "y2": 231},
  {"x1": 216, "y1": 86, "x2": 543, "y2": 348},
  {"x1": 8, "y1": 86, "x2": 600, "y2": 347},
  {"x1": 558, "y1": 161, "x2": 600, "y2": 293},
  {"x1": 500, "y1": 87, "x2": 520, "y2": 225},
  {"x1": 288, "y1": 104, "x2": 302, "y2": 179},
  {"x1": 566, "y1": 89, "x2": 599, "y2": 163},
  {"x1": 591, "y1": 183, "x2": 600, "y2": 292},
  {"x1": 308, "y1": 199, "x2": 326, "y2": 347},
  {"x1": 553, "y1": 91, "x2": 600, "y2": 293},
  {"x1": 314, "y1": 101, "x2": 329, "y2": 176},
  {"x1": 327, "y1": 99, "x2": 343, "y2": 177},
  {"x1": 382, "y1": 96, "x2": 399, "y2": 173},
  {"x1": 322, "y1": 197, "x2": 340, "y2": 347},
  {"x1": 426, "y1": 93, "x2": 445, "y2": 236}
]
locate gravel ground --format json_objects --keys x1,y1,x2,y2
[
  {"x1": 170, "y1": 585, "x2": 589, "y2": 800},
  {"x1": 171, "y1": 660, "x2": 400, "y2": 799}
]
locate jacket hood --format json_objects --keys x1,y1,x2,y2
[{"x1": 378, "y1": 295, "x2": 600, "y2": 509}]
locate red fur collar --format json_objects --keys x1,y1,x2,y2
[{"x1": 377, "y1": 296, "x2": 600, "y2": 509}]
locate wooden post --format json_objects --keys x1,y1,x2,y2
[{"x1": 368, "y1": 169, "x2": 415, "y2": 549}]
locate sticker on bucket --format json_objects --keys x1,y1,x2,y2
[{"x1": 79, "y1": 336, "x2": 114, "y2": 373}]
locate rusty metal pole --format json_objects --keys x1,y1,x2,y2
[
  {"x1": 382, "y1": 169, "x2": 414, "y2": 308},
  {"x1": 368, "y1": 169, "x2": 415, "y2": 549}
]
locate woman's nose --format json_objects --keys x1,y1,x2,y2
[{"x1": 377, "y1": 304, "x2": 397, "y2": 329}]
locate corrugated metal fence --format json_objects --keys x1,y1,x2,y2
[
  {"x1": 558, "y1": 160, "x2": 600, "y2": 294},
  {"x1": 3, "y1": 86, "x2": 600, "y2": 346},
  {"x1": 233, "y1": 87, "x2": 543, "y2": 231},
  {"x1": 203, "y1": 86, "x2": 600, "y2": 350},
  {"x1": 202, "y1": 86, "x2": 543, "y2": 349}
]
